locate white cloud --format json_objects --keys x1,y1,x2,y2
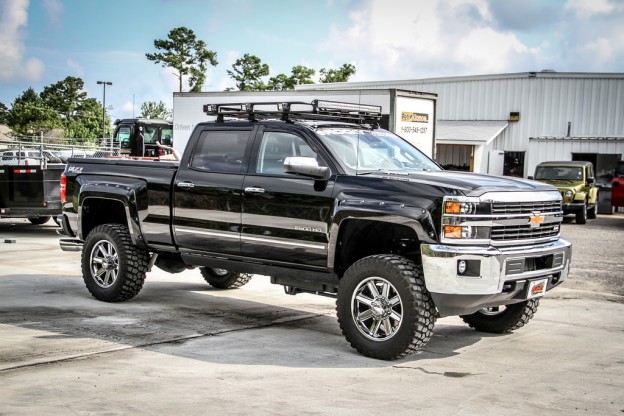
[
  {"x1": 565, "y1": 0, "x2": 615, "y2": 15},
  {"x1": 316, "y1": 0, "x2": 623, "y2": 81},
  {"x1": 66, "y1": 59, "x2": 84, "y2": 77},
  {"x1": 0, "y1": 0, "x2": 44, "y2": 82},
  {"x1": 42, "y1": 0, "x2": 63, "y2": 26}
]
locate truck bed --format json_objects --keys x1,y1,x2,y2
[{"x1": 63, "y1": 157, "x2": 180, "y2": 247}]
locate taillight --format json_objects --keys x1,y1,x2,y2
[{"x1": 60, "y1": 173, "x2": 67, "y2": 203}]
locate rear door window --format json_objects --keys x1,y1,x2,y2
[{"x1": 190, "y1": 129, "x2": 253, "y2": 173}]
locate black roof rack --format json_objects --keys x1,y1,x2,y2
[{"x1": 202, "y1": 100, "x2": 382, "y2": 124}]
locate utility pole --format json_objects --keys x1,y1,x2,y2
[{"x1": 96, "y1": 81, "x2": 113, "y2": 139}]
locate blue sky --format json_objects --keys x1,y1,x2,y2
[{"x1": 1, "y1": 0, "x2": 623, "y2": 121}]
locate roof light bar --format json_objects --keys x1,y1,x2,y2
[
  {"x1": 314, "y1": 100, "x2": 381, "y2": 115},
  {"x1": 202, "y1": 100, "x2": 382, "y2": 124}
]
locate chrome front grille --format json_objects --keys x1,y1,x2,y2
[
  {"x1": 491, "y1": 224, "x2": 560, "y2": 241},
  {"x1": 441, "y1": 191, "x2": 564, "y2": 247},
  {"x1": 491, "y1": 201, "x2": 561, "y2": 215}
]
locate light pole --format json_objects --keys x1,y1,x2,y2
[{"x1": 96, "y1": 81, "x2": 112, "y2": 140}]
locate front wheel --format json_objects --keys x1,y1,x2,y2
[
  {"x1": 82, "y1": 224, "x2": 149, "y2": 302},
  {"x1": 200, "y1": 267, "x2": 252, "y2": 289},
  {"x1": 460, "y1": 299, "x2": 539, "y2": 334},
  {"x1": 336, "y1": 255, "x2": 437, "y2": 360},
  {"x1": 576, "y1": 202, "x2": 588, "y2": 224},
  {"x1": 588, "y1": 193, "x2": 598, "y2": 219}
]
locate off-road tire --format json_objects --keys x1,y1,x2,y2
[
  {"x1": 200, "y1": 267, "x2": 252, "y2": 289},
  {"x1": 576, "y1": 202, "x2": 588, "y2": 224},
  {"x1": 460, "y1": 299, "x2": 540, "y2": 334},
  {"x1": 82, "y1": 224, "x2": 149, "y2": 302},
  {"x1": 587, "y1": 193, "x2": 598, "y2": 220},
  {"x1": 27, "y1": 216, "x2": 51, "y2": 225},
  {"x1": 336, "y1": 254, "x2": 437, "y2": 360}
]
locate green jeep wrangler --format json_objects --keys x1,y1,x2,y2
[{"x1": 531, "y1": 161, "x2": 598, "y2": 224}]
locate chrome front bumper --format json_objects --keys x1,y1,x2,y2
[{"x1": 421, "y1": 238, "x2": 572, "y2": 295}]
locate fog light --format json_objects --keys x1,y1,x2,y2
[
  {"x1": 457, "y1": 259, "x2": 481, "y2": 277},
  {"x1": 458, "y1": 260, "x2": 467, "y2": 274}
]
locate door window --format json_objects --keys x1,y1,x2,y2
[
  {"x1": 190, "y1": 130, "x2": 251, "y2": 173},
  {"x1": 255, "y1": 131, "x2": 319, "y2": 174}
]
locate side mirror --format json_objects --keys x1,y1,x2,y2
[
  {"x1": 587, "y1": 176, "x2": 595, "y2": 185},
  {"x1": 527, "y1": 175, "x2": 534, "y2": 180},
  {"x1": 283, "y1": 157, "x2": 330, "y2": 181}
]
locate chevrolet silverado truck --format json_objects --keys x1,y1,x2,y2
[{"x1": 57, "y1": 101, "x2": 572, "y2": 360}]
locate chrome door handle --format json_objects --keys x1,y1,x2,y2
[
  {"x1": 244, "y1": 187, "x2": 265, "y2": 193},
  {"x1": 177, "y1": 181, "x2": 195, "y2": 188}
]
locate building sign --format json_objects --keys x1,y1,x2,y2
[{"x1": 395, "y1": 96, "x2": 435, "y2": 158}]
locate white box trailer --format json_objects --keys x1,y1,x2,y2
[{"x1": 173, "y1": 89, "x2": 437, "y2": 159}]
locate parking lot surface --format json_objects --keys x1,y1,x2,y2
[{"x1": 0, "y1": 216, "x2": 623, "y2": 415}]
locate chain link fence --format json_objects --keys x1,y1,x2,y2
[{"x1": 0, "y1": 138, "x2": 120, "y2": 166}]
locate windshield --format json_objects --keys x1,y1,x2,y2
[
  {"x1": 535, "y1": 166, "x2": 583, "y2": 180},
  {"x1": 317, "y1": 127, "x2": 440, "y2": 173}
]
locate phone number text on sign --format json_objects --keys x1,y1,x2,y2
[{"x1": 401, "y1": 126, "x2": 428, "y2": 134}]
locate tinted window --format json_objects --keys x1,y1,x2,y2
[
  {"x1": 191, "y1": 130, "x2": 251, "y2": 173},
  {"x1": 535, "y1": 166, "x2": 583, "y2": 180},
  {"x1": 255, "y1": 131, "x2": 318, "y2": 174}
]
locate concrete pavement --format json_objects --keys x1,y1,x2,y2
[{"x1": 0, "y1": 217, "x2": 623, "y2": 415}]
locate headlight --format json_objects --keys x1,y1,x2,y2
[
  {"x1": 444, "y1": 201, "x2": 477, "y2": 215},
  {"x1": 565, "y1": 190, "x2": 573, "y2": 198}
]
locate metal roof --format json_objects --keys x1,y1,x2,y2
[{"x1": 436, "y1": 120, "x2": 508, "y2": 145}]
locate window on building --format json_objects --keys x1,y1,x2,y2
[{"x1": 503, "y1": 151, "x2": 524, "y2": 177}]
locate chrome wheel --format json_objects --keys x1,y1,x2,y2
[
  {"x1": 351, "y1": 277, "x2": 403, "y2": 341},
  {"x1": 90, "y1": 239, "x2": 119, "y2": 288}
]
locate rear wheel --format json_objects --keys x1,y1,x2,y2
[
  {"x1": 576, "y1": 202, "x2": 587, "y2": 224},
  {"x1": 460, "y1": 299, "x2": 539, "y2": 333},
  {"x1": 336, "y1": 254, "x2": 437, "y2": 360},
  {"x1": 27, "y1": 216, "x2": 51, "y2": 225},
  {"x1": 82, "y1": 224, "x2": 149, "y2": 302},
  {"x1": 200, "y1": 267, "x2": 252, "y2": 289},
  {"x1": 587, "y1": 193, "x2": 598, "y2": 219}
]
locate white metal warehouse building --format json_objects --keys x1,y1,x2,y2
[{"x1": 297, "y1": 71, "x2": 624, "y2": 182}]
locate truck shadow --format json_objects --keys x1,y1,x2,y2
[{"x1": 0, "y1": 273, "x2": 504, "y2": 370}]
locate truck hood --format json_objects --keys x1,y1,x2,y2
[
  {"x1": 369, "y1": 170, "x2": 557, "y2": 197},
  {"x1": 534, "y1": 179, "x2": 585, "y2": 192}
]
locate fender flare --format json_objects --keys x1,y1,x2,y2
[
  {"x1": 77, "y1": 179, "x2": 148, "y2": 246},
  {"x1": 327, "y1": 201, "x2": 438, "y2": 270}
]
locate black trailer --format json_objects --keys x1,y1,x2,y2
[{"x1": 0, "y1": 162, "x2": 65, "y2": 225}]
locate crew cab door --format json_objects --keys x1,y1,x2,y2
[
  {"x1": 241, "y1": 127, "x2": 335, "y2": 268},
  {"x1": 172, "y1": 125, "x2": 255, "y2": 256}
]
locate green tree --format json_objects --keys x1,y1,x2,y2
[
  {"x1": 267, "y1": 65, "x2": 316, "y2": 91},
  {"x1": 319, "y1": 63, "x2": 356, "y2": 83},
  {"x1": 40, "y1": 76, "x2": 87, "y2": 120},
  {"x1": 0, "y1": 102, "x2": 9, "y2": 125},
  {"x1": 267, "y1": 73, "x2": 292, "y2": 91},
  {"x1": 140, "y1": 101, "x2": 172, "y2": 120},
  {"x1": 64, "y1": 98, "x2": 110, "y2": 141},
  {"x1": 39, "y1": 77, "x2": 109, "y2": 139},
  {"x1": 291, "y1": 65, "x2": 316, "y2": 86},
  {"x1": 7, "y1": 88, "x2": 62, "y2": 137},
  {"x1": 227, "y1": 54, "x2": 269, "y2": 91},
  {"x1": 146, "y1": 27, "x2": 218, "y2": 92}
]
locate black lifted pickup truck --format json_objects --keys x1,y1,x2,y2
[{"x1": 58, "y1": 101, "x2": 572, "y2": 360}]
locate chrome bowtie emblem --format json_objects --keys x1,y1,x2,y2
[{"x1": 528, "y1": 212, "x2": 544, "y2": 228}]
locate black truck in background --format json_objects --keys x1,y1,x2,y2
[
  {"x1": 112, "y1": 118, "x2": 173, "y2": 158},
  {"x1": 57, "y1": 101, "x2": 572, "y2": 359}
]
